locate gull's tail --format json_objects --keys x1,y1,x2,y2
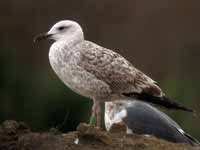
[{"x1": 123, "y1": 92, "x2": 194, "y2": 112}]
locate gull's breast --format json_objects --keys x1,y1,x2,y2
[
  {"x1": 48, "y1": 43, "x2": 108, "y2": 99},
  {"x1": 48, "y1": 43, "x2": 82, "y2": 91}
]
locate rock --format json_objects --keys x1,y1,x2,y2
[
  {"x1": 77, "y1": 123, "x2": 112, "y2": 145},
  {"x1": 0, "y1": 120, "x2": 199, "y2": 150}
]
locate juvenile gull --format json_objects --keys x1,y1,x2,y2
[
  {"x1": 34, "y1": 20, "x2": 193, "y2": 126},
  {"x1": 105, "y1": 100, "x2": 199, "y2": 145}
]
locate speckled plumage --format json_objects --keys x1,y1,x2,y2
[
  {"x1": 35, "y1": 20, "x2": 192, "y2": 126},
  {"x1": 49, "y1": 37, "x2": 163, "y2": 102}
]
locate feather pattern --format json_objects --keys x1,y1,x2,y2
[
  {"x1": 76, "y1": 41, "x2": 192, "y2": 112},
  {"x1": 77, "y1": 41, "x2": 161, "y2": 96}
]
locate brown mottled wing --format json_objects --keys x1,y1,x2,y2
[{"x1": 77, "y1": 42, "x2": 163, "y2": 97}]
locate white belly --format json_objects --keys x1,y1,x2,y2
[
  {"x1": 49, "y1": 52, "x2": 89, "y2": 97},
  {"x1": 48, "y1": 42, "x2": 111, "y2": 100}
]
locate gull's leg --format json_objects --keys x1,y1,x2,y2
[
  {"x1": 96, "y1": 101, "x2": 101, "y2": 127},
  {"x1": 89, "y1": 100, "x2": 101, "y2": 127},
  {"x1": 89, "y1": 100, "x2": 97, "y2": 126}
]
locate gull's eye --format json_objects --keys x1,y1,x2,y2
[{"x1": 57, "y1": 26, "x2": 67, "y2": 31}]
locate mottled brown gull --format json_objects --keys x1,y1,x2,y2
[{"x1": 34, "y1": 20, "x2": 193, "y2": 127}]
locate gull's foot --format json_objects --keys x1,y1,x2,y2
[{"x1": 76, "y1": 123, "x2": 112, "y2": 145}]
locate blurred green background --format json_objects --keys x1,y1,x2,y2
[{"x1": 0, "y1": 0, "x2": 200, "y2": 140}]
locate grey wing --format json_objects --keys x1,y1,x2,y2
[
  {"x1": 76, "y1": 41, "x2": 163, "y2": 96},
  {"x1": 124, "y1": 101, "x2": 199, "y2": 145}
]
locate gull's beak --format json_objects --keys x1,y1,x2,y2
[{"x1": 33, "y1": 33, "x2": 53, "y2": 43}]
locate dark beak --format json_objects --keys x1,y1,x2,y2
[{"x1": 33, "y1": 33, "x2": 52, "y2": 43}]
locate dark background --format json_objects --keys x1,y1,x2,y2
[{"x1": 0, "y1": 0, "x2": 200, "y2": 139}]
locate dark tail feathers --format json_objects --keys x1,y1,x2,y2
[{"x1": 124, "y1": 92, "x2": 194, "y2": 112}]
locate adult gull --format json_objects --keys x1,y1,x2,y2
[{"x1": 105, "y1": 99, "x2": 199, "y2": 146}]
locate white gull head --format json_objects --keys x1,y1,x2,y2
[
  {"x1": 47, "y1": 20, "x2": 84, "y2": 42},
  {"x1": 105, "y1": 101, "x2": 133, "y2": 130},
  {"x1": 34, "y1": 20, "x2": 84, "y2": 44}
]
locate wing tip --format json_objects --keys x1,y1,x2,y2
[{"x1": 184, "y1": 132, "x2": 200, "y2": 146}]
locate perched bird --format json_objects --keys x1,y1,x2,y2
[
  {"x1": 105, "y1": 100, "x2": 199, "y2": 146},
  {"x1": 34, "y1": 20, "x2": 193, "y2": 126}
]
